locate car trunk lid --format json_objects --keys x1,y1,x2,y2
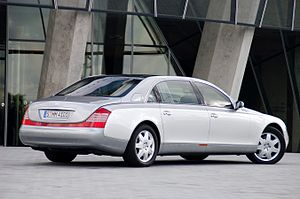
[{"x1": 27, "y1": 96, "x2": 120, "y2": 123}]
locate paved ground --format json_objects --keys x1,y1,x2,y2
[{"x1": 0, "y1": 147, "x2": 299, "y2": 199}]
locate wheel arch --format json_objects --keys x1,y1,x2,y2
[
  {"x1": 130, "y1": 120, "x2": 162, "y2": 151},
  {"x1": 264, "y1": 123, "x2": 283, "y2": 135}
]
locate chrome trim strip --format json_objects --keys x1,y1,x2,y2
[{"x1": 159, "y1": 143, "x2": 257, "y2": 155}]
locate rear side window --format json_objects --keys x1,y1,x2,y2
[
  {"x1": 195, "y1": 82, "x2": 232, "y2": 108},
  {"x1": 147, "y1": 90, "x2": 158, "y2": 103},
  {"x1": 156, "y1": 81, "x2": 199, "y2": 104},
  {"x1": 56, "y1": 76, "x2": 142, "y2": 97}
]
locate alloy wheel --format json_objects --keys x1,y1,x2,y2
[
  {"x1": 254, "y1": 132, "x2": 281, "y2": 162},
  {"x1": 135, "y1": 130, "x2": 155, "y2": 163}
]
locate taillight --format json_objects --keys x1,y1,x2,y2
[
  {"x1": 82, "y1": 108, "x2": 111, "y2": 128},
  {"x1": 22, "y1": 108, "x2": 30, "y2": 125},
  {"x1": 22, "y1": 107, "x2": 111, "y2": 128}
]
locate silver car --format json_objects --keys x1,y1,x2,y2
[{"x1": 20, "y1": 75, "x2": 289, "y2": 167}]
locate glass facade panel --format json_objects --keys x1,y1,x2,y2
[
  {"x1": 157, "y1": 0, "x2": 186, "y2": 17},
  {"x1": 8, "y1": 6, "x2": 46, "y2": 40},
  {"x1": 92, "y1": 12, "x2": 105, "y2": 43},
  {"x1": 294, "y1": 0, "x2": 300, "y2": 30},
  {"x1": 237, "y1": 0, "x2": 260, "y2": 25},
  {"x1": 262, "y1": 0, "x2": 291, "y2": 28},
  {"x1": 133, "y1": 16, "x2": 159, "y2": 45},
  {"x1": 58, "y1": 0, "x2": 87, "y2": 8},
  {"x1": 132, "y1": 46, "x2": 173, "y2": 75},
  {"x1": 186, "y1": 0, "x2": 231, "y2": 22},
  {"x1": 8, "y1": 0, "x2": 52, "y2": 6},
  {"x1": 93, "y1": 0, "x2": 131, "y2": 12},
  {"x1": 7, "y1": 41, "x2": 44, "y2": 145},
  {"x1": 134, "y1": 0, "x2": 154, "y2": 14}
]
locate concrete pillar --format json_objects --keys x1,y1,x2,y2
[
  {"x1": 38, "y1": 0, "x2": 91, "y2": 98},
  {"x1": 193, "y1": 0, "x2": 260, "y2": 100}
]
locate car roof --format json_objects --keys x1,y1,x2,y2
[
  {"x1": 86, "y1": 74, "x2": 156, "y2": 79},
  {"x1": 86, "y1": 74, "x2": 206, "y2": 82}
]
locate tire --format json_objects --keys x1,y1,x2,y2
[
  {"x1": 123, "y1": 124, "x2": 159, "y2": 167},
  {"x1": 247, "y1": 127, "x2": 286, "y2": 164},
  {"x1": 181, "y1": 154, "x2": 209, "y2": 161},
  {"x1": 44, "y1": 151, "x2": 77, "y2": 163}
]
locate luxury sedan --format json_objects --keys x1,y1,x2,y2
[{"x1": 20, "y1": 75, "x2": 289, "y2": 167}]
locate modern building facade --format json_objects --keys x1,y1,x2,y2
[{"x1": 0, "y1": 0, "x2": 300, "y2": 152}]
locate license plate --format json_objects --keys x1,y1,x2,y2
[{"x1": 40, "y1": 110, "x2": 72, "y2": 120}]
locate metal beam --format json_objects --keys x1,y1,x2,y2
[
  {"x1": 230, "y1": 0, "x2": 238, "y2": 25},
  {"x1": 154, "y1": 0, "x2": 157, "y2": 17},
  {"x1": 291, "y1": 0, "x2": 296, "y2": 31},
  {"x1": 86, "y1": 0, "x2": 93, "y2": 12},
  {"x1": 182, "y1": 0, "x2": 189, "y2": 20},
  {"x1": 255, "y1": 0, "x2": 268, "y2": 28},
  {"x1": 52, "y1": 0, "x2": 57, "y2": 9}
]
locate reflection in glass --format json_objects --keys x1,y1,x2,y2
[
  {"x1": 186, "y1": 0, "x2": 231, "y2": 21},
  {"x1": 8, "y1": 41, "x2": 44, "y2": 102},
  {"x1": 237, "y1": 0, "x2": 260, "y2": 25},
  {"x1": 157, "y1": 0, "x2": 186, "y2": 17},
  {"x1": 8, "y1": 6, "x2": 46, "y2": 40},
  {"x1": 134, "y1": 0, "x2": 154, "y2": 14},
  {"x1": 133, "y1": 16, "x2": 160, "y2": 45},
  {"x1": 7, "y1": 41, "x2": 44, "y2": 145},
  {"x1": 132, "y1": 46, "x2": 175, "y2": 75},
  {"x1": 93, "y1": 0, "x2": 131, "y2": 12},
  {"x1": 57, "y1": 0, "x2": 87, "y2": 8},
  {"x1": 294, "y1": 0, "x2": 300, "y2": 30},
  {"x1": 262, "y1": 0, "x2": 290, "y2": 28},
  {"x1": 8, "y1": 0, "x2": 52, "y2": 5}
]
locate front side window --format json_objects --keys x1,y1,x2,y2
[
  {"x1": 56, "y1": 76, "x2": 142, "y2": 97},
  {"x1": 195, "y1": 82, "x2": 232, "y2": 108},
  {"x1": 156, "y1": 81, "x2": 199, "y2": 104}
]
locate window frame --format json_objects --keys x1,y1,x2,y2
[
  {"x1": 149, "y1": 80, "x2": 203, "y2": 105},
  {"x1": 146, "y1": 86, "x2": 161, "y2": 103},
  {"x1": 192, "y1": 81, "x2": 234, "y2": 109}
]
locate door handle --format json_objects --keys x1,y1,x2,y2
[
  {"x1": 163, "y1": 111, "x2": 172, "y2": 116},
  {"x1": 211, "y1": 113, "x2": 218, "y2": 118}
]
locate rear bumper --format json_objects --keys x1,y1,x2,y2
[{"x1": 19, "y1": 125, "x2": 128, "y2": 155}]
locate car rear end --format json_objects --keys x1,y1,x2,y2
[{"x1": 19, "y1": 75, "x2": 145, "y2": 155}]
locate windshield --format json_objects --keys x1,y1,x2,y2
[{"x1": 56, "y1": 76, "x2": 142, "y2": 97}]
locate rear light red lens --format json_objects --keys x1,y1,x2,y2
[
  {"x1": 82, "y1": 108, "x2": 111, "y2": 128},
  {"x1": 22, "y1": 108, "x2": 33, "y2": 125},
  {"x1": 22, "y1": 108, "x2": 111, "y2": 128}
]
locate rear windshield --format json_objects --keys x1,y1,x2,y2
[{"x1": 56, "y1": 76, "x2": 142, "y2": 97}]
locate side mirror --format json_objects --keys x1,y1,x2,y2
[{"x1": 235, "y1": 101, "x2": 244, "y2": 110}]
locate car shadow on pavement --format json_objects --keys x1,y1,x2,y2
[
  {"x1": 24, "y1": 159, "x2": 252, "y2": 168},
  {"x1": 153, "y1": 159, "x2": 252, "y2": 166}
]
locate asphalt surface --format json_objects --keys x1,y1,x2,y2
[{"x1": 0, "y1": 147, "x2": 299, "y2": 199}]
